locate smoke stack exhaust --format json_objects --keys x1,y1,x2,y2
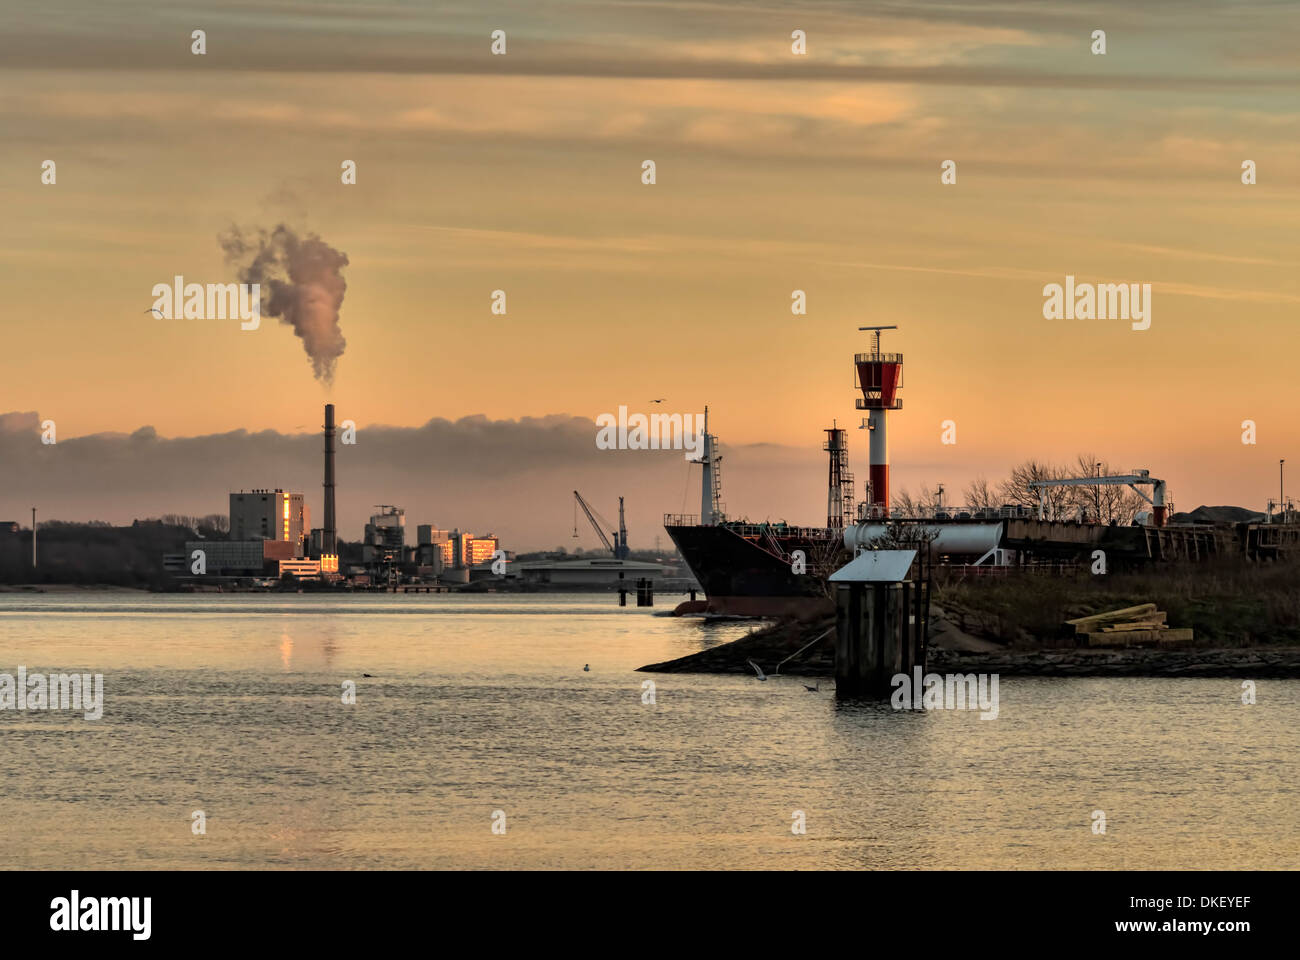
[{"x1": 324, "y1": 403, "x2": 336, "y2": 555}]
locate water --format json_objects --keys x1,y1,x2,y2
[{"x1": 0, "y1": 592, "x2": 1296, "y2": 869}]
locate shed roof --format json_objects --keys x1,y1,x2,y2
[{"x1": 828, "y1": 548, "x2": 917, "y2": 583}]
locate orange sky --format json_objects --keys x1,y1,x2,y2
[{"x1": 2, "y1": 0, "x2": 1299, "y2": 525}]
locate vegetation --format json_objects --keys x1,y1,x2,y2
[
  {"x1": 935, "y1": 559, "x2": 1300, "y2": 646},
  {"x1": 893, "y1": 452, "x2": 1147, "y2": 523},
  {"x1": 0, "y1": 520, "x2": 192, "y2": 588}
]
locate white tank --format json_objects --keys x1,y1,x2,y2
[{"x1": 843, "y1": 523, "x2": 1004, "y2": 556}]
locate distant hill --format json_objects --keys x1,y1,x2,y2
[{"x1": 1171, "y1": 505, "x2": 1266, "y2": 525}]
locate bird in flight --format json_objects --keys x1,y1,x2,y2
[
  {"x1": 746, "y1": 659, "x2": 767, "y2": 681},
  {"x1": 143, "y1": 308, "x2": 164, "y2": 316},
  {"x1": 649, "y1": 398, "x2": 666, "y2": 403},
  {"x1": 801, "y1": 680, "x2": 820, "y2": 692}
]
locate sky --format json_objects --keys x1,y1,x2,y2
[{"x1": 2, "y1": 0, "x2": 1298, "y2": 547}]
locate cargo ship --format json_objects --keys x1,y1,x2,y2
[
  {"x1": 662, "y1": 517, "x2": 840, "y2": 616},
  {"x1": 665, "y1": 326, "x2": 1300, "y2": 617},
  {"x1": 664, "y1": 397, "x2": 875, "y2": 616}
]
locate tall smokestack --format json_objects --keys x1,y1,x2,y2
[{"x1": 324, "y1": 404, "x2": 336, "y2": 555}]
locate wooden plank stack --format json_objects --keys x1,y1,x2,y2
[{"x1": 1065, "y1": 603, "x2": 1195, "y2": 648}]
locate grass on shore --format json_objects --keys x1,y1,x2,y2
[{"x1": 934, "y1": 559, "x2": 1300, "y2": 647}]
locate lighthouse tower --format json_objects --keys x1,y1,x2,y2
[{"x1": 855, "y1": 326, "x2": 903, "y2": 518}]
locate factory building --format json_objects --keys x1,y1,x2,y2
[
  {"x1": 363, "y1": 505, "x2": 405, "y2": 564},
  {"x1": 417, "y1": 525, "x2": 449, "y2": 547},
  {"x1": 277, "y1": 557, "x2": 321, "y2": 579},
  {"x1": 230, "y1": 489, "x2": 309, "y2": 556},
  {"x1": 180, "y1": 540, "x2": 279, "y2": 576},
  {"x1": 464, "y1": 535, "x2": 499, "y2": 567},
  {"x1": 426, "y1": 528, "x2": 499, "y2": 568},
  {"x1": 415, "y1": 525, "x2": 449, "y2": 572}
]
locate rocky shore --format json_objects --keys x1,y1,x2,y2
[
  {"x1": 639, "y1": 607, "x2": 1300, "y2": 678},
  {"x1": 928, "y1": 645, "x2": 1300, "y2": 678},
  {"x1": 638, "y1": 618, "x2": 835, "y2": 677}
]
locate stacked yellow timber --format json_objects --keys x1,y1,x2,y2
[{"x1": 1065, "y1": 603, "x2": 1195, "y2": 648}]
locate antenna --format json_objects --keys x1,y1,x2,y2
[{"x1": 858, "y1": 325, "x2": 898, "y2": 356}]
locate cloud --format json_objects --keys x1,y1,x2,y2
[{"x1": 0, "y1": 411, "x2": 833, "y2": 550}]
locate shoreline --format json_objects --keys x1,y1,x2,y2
[
  {"x1": 639, "y1": 613, "x2": 1300, "y2": 678},
  {"x1": 0, "y1": 584, "x2": 150, "y2": 593}
]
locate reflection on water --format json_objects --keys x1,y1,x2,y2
[{"x1": 0, "y1": 593, "x2": 1296, "y2": 869}]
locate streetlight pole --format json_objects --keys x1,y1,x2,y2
[
  {"x1": 1281, "y1": 460, "x2": 1286, "y2": 524},
  {"x1": 31, "y1": 507, "x2": 36, "y2": 567}
]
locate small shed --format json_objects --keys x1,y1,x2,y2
[{"x1": 829, "y1": 548, "x2": 929, "y2": 699}]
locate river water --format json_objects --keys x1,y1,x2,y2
[{"x1": 0, "y1": 592, "x2": 1295, "y2": 869}]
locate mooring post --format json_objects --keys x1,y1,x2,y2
[
  {"x1": 834, "y1": 582, "x2": 862, "y2": 694},
  {"x1": 830, "y1": 549, "x2": 923, "y2": 700}
]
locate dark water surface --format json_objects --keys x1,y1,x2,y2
[{"x1": 0, "y1": 592, "x2": 1295, "y2": 869}]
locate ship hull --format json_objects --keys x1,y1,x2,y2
[{"x1": 664, "y1": 523, "x2": 837, "y2": 617}]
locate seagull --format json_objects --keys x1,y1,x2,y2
[
  {"x1": 143, "y1": 308, "x2": 164, "y2": 316},
  {"x1": 649, "y1": 398, "x2": 666, "y2": 403},
  {"x1": 583, "y1": 664, "x2": 590, "y2": 672},
  {"x1": 801, "y1": 680, "x2": 820, "y2": 692},
  {"x1": 746, "y1": 658, "x2": 767, "y2": 681},
  {"x1": 362, "y1": 673, "x2": 373, "y2": 678}
]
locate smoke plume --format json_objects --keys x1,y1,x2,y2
[{"x1": 220, "y1": 224, "x2": 349, "y2": 384}]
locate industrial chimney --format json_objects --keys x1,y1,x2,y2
[{"x1": 323, "y1": 403, "x2": 337, "y2": 555}]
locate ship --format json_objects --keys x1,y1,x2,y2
[
  {"x1": 663, "y1": 516, "x2": 841, "y2": 617},
  {"x1": 665, "y1": 400, "x2": 874, "y2": 617},
  {"x1": 664, "y1": 327, "x2": 902, "y2": 617}
]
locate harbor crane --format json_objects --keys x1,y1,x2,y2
[
  {"x1": 1028, "y1": 469, "x2": 1169, "y2": 526},
  {"x1": 573, "y1": 490, "x2": 630, "y2": 559}
]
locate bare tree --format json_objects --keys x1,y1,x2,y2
[
  {"x1": 998, "y1": 459, "x2": 1078, "y2": 519},
  {"x1": 201, "y1": 513, "x2": 229, "y2": 534},
  {"x1": 862, "y1": 522, "x2": 940, "y2": 551},
  {"x1": 994, "y1": 455, "x2": 1147, "y2": 524},
  {"x1": 159, "y1": 514, "x2": 202, "y2": 532},
  {"x1": 1068, "y1": 454, "x2": 1146, "y2": 524},
  {"x1": 1072, "y1": 453, "x2": 1105, "y2": 521},
  {"x1": 892, "y1": 487, "x2": 918, "y2": 518},
  {"x1": 807, "y1": 535, "x2": 851, "y2": 599},
  {"x1": 963, "y1": 475, "x2": 996, "y2": 511}
]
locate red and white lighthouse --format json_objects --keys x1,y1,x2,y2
[{"x1": 854, "y1": 325, "x2": 903, "y2": 517}]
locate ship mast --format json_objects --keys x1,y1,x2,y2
[{"x1": 696, "y1": 406, "x2": 724, "y2": 525}]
